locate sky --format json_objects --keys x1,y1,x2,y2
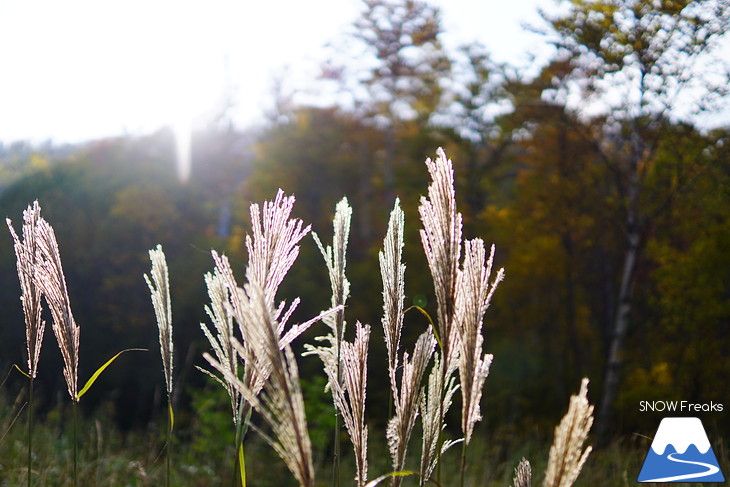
[{"x1": 0, "y1": 0, "x2": 550, "y2": 144}]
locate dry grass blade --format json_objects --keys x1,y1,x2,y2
[
  {"x1": 6, "y1": 201, "x2": 45, "y2": 378},
  {"x1": 144, "y1": 245, "x2": 173, "y2": 397},
  {"x1": 543, "y1": 378, "x2": 594, "y2": 487},
  {"x1": 512, "y1": 458, "x2": 532, "y2": 487},
  {"x1": 34, "y1": 216, "x2": 80, "y2": 401},
  {"x1": 380, "y1": 199, "x2": 406, "y2": 402},
  {"x1": 387, "y1": 330, "x2": 435, "y2": 487},
  {"x1": 418, "y1": 148, "x2": 462, "y2": 368},
  {"x1": 205, "y1": 283, "x2": 315, "y2": 487},
  {"x1": 456, "y1": 239, "x2": 503, "y2": 445}
]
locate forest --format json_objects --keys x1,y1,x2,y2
[{"x1": 1, "y1": 0, "x2": 729, "y2": 485}]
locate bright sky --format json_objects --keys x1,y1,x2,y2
[{"x1": 0, "y1": 0, "x2": 549, "y2": 144}]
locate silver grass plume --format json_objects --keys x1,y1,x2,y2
[
  {"x1": 387, "y1": 330, "x2": 435, "y2": 487},
  {"x1": 543, "y1": 378, "x2": 593, "y2": 487},
  {"x1": 6, "y1": 201, "x2": 45, "y2": 379},
  {"x1": 418, "y1": 148, "x2": 462, "y2": 369},
  {"x1": 417, "y1": 148, "x2": 463, "y2": 484},
  {"x1": 198, "y1": 268, "x2": 241, "y2": 426},
  {"x1": 313, "y1": 197, "x2": 352, "y2": 350},
  {"x1": 145, "y1": 245, "x2": 173, "y2": 397},
  {"x1": 34, "y1": 216, "x2": 80, "y2": 401},
  {"x1": 419, "y1": 352, "x2": 460, "y2": 484},
  {"x1": 245, "y1": 189, "x2": 311, "y2": 308},
  {"x1": 512, "y1": 459, "x2": 532, "y2": 487},
  {"x1": 204, "y1": 250, "x2": 328, "y2": 426},
  {"x1": 205, "y1": 283, "x2": 314, "y2": 487},
  {"x1": 456, "y1": 240, "x2": 504, "y2": 445},
  {"x1": 380, "y1": 199, "x2": 406, "y2": 402},
  {"x1": 310, "y1": 322, "x2": 371, "y2": 487}
]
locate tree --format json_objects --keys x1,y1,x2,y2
[
  {"x1": 349, "y1": 0, "x2": 452, "y2": 199},
  {"x1": 538, "y1": 0, "x2": 730, "y2": 439}
]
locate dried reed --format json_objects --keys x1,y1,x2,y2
[
  {"x1": 311, "y1": 197, "x2": 352, "y2": 487},
  {"x1": 512, "y1": 459, "x2": 532, "y2": 487},
  {"x1": 206, "y1": 283, "x2": 315, "y2": 487},
  {"x1": 7, "y1": 201, "x2": 45, "y2": 487},
  {"x1": 543, "y1": 378, "x2": 594, "y2": 487},
  {"x1": 144, "y1": 244, "x2": 173, "y2": 487}
]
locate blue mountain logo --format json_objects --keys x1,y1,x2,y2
[{"x1": 638, "y1": 417, "x2": 725, "y2": 483}]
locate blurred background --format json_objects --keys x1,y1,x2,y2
[{"x1": 1, "y1": 0, "x2": 729, "y2": 483}]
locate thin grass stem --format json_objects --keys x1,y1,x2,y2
[
  {"x1": 167, "y1": 397, "x2": 172, "y2": 487},
  {"x1": 73, "y1": 401, "x2": 78, "y2": 487},
  {"x1": 459, "y1": 436, "x2": 466, "y2": 487},
  {"x1": 27, "y1": 377, "x2": 33, "y2": 487},
  {"x1": 333, "y1": 411, "x2": 341, "y2": 487}
]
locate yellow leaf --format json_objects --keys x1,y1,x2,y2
[{"x1": 76, "y1": 348, "x2": 147, "y2": 400}]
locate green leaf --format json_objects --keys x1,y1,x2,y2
[
  {"x1": 238, "y1": 443, "x2": 246, "y2": 487},
  {"x1": 168, "y1": 403, "x2": 174, "y2": 432},
  {"x1": 364, "y1": 471, "x2": 420, "y2": 487},
  {"x1": 76, "y1": 348, "x2": 147, "y2": 400},
  {"x1": 405, "y1": 305, "x2": 442, "y2": 349}
]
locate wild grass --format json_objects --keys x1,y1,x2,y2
[
  {"x1": 144, "y1": 244, "x2": 174, "y2": 487},
  {"x1": 7, "y1": 201, "x2": 45, "y2": 487},
  {"x1": 3, "y1": 148, "x2": 604, "y2": 487}
]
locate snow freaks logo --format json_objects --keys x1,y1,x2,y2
[{"x1": 638, "y1": 417, "x2": 725, "y2": 483}]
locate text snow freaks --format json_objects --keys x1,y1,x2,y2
[{"x1": 639, "y1": 401, "x2": 724, "y2": 413}]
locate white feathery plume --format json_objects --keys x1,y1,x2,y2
[
  {"x1": 313, "y1": 197, "x2": 352, "y2": 349},
  {"x1": 340, "y1": 323, "x2": 371, "y2": 486},
  {"x1": 417, "y1": 148, "x2": 464, "y2": 484},
  {"x1": 456, "y1": 240, "x2": 504, "y2": 445},
  {"x1": 198, "y1": 268, "x2": 241, "y2": 425},
  {"x1": 543, "y1": 378, "x2": 594, "y2": 487},
  {"x1": 305, "y1": 323, "x2": 370, "y2": 486},
  {"x1": 418, "y1": 148, "x2": 462, "y2": 369},
  {"x1": 34, "y1": 216, "x2": 80, "y2": 401},
  {"x1": 6, "y1": 201, "x2": 45, "y2": 379},
  {"x1": 386, "y1": 330, "x2": 435, "y2": 487},
  {"x1": 205, "y1": 283, "x2": 315, "y2": 487},
  {"x1": 205, "y1": 249, "x2": 334, "y2": 430},
  {"x1": 245, "y1": 189, "x2": 311, "y2": 308},
  {"x1": 419, "y1": 352, "x2": 460, "y2": 484},
  {"x1": 380, "y1": 198, "x2": 406, "y2": 402},
  {"x1": 145, "y1": 245, "x2": 173, "y2": 397},
  {"x1": 200, "y1": 191, "x2": 318, "y2": 427},
  {"x1": 512, "y1": 458, "x2": 532, "y2": 487}
]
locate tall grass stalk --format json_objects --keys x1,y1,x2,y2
[
  {"x1": 144, "y1": 245, "x2": 174, "y2": 487},
  {"x1": 206, "y1": 283, "x2": 316, "y2": 487},
  {"x1": 7, "y1": 201, "x2": 45, "y2": 487},
  {"x1": 418, "y1": 149, "x2": 464, "y2": 484},
  {"x1": 455, "y1": 240, "x2": 503, "y2": 486},
  {"x1": 312, "y1": 197, "x2": 352, "y2": 487},
  {"x1": 32, "y1": 211, "x2": 81, "y2": 486},
  {"x1": 200, "y1": 191, "x2": 329, "y2": 486}
]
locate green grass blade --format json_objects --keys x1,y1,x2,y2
[
  {"x1": 77, "y1": 348, "x2": 147, "y2": 400},
  {"x1": 363, "y1": 471, "x2": 419, "y2": 487},
  {"x1": 169, "y1": 403, "x2": 175, "y2": 432},
  {"x1": 238, "y1": 443, "x2": 246, "y2": 487}
]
